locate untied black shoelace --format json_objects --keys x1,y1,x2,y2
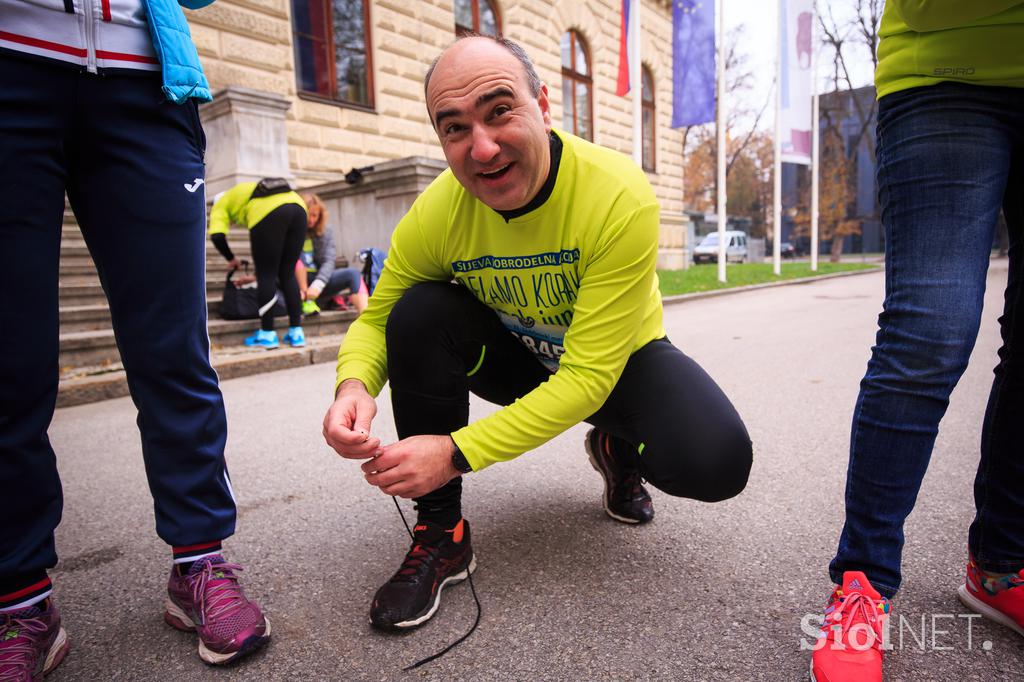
[{"x1": 391, "y1": 496, "x2": 482, "y2": 671}]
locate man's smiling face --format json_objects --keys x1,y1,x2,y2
[{"x1": 426, "y1": 38, "x2": 552, "y2": 212}]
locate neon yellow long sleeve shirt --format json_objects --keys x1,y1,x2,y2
[
  {"x1": 207, "y1": 181, "x2": 306, "y2": 236},
  {"x1": 876, "y1": 1, "x2": 1024, "y2": 98},
  {"x1": 335, "y1": 130, "x2": 666, "y2": 471}
]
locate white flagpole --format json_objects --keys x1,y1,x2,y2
[
  {"x1": 631, "y1": 0, "x2": 643, "y2": 166},
  {"x1": 716, "y1": 0, "x2": 727, "y2": 283},
  {"x1": 772, "y1": 0, "x2": 782, "y2": 276},
  {"x1": 810, "y1": 0, "x2": 820, "y2": 271}
]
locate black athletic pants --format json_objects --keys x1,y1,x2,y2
[
  {"x1": 386, "y1": 282, "x2": 753, "y2": 524},
  {"x1": 249, "y1": 203, "x2": 306, "y2": 330}
]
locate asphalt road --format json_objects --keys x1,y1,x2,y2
[{"x1": 47, "y1": 262, "x2": 1023, "y2": 681}]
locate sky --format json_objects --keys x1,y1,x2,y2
[{"x1": 722, "y1": 0, "x2": 876, "y2": 127}]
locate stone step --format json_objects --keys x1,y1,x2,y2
[
  {"x1": 54, "y1": 208, "x2": 361, "y2": 370},
  {"x1": 59, "y1": 299, "x2": 228, "y2": 332},
  {"x1": 57, "y1": 257, "x2": 351, "y2": 308},
  {"x1": 60, "y1": 304, "x2": 114, "y2": 332},
  {"x1": 57, "y1": 332, "x2": 347, "y2": 408},
  {"x1": 59, "y1": 239, "x2": 252, "y2": 259},
  {"x1": 59, "y1": 309, "x2": 356, "y2": 368},
  {"x1": 58, "y1": 277, "x2": 227, "y2": 307},
  {"x1": 58, "y1": 245, "x2": 252, "y2": 268},
  {"x1": 58, "y1": 258, "x2": 242, "y2": 279},
  {"x1": 60, "y1": 219, "x2": 250, "y2": 250}
]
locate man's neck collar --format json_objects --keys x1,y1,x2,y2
[{"x1": 494, "y1": 131, "x2": 562, "y2": 222}]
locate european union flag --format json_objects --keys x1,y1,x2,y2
[{"x1": 672, "y1": 0, "x2": 716, "y2": 128}]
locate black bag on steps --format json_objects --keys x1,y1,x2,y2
[{"x1": 219, "y1": 266, "x2": 286, "y2": 320}]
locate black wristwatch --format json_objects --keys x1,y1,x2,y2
[{"x1": 451, "y1": 439, "x2": 473, "y2": 474}]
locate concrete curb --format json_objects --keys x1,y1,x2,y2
[{"x1": 56, "y1": 267, "x2": 882, "y2": 408}]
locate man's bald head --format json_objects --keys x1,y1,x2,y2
[
  {"x1": 423, "y1": 34, "x2": 541, "y2": 106},
  {"x1": 421, "y1": 33, "x2": 552, "y2": 212}
]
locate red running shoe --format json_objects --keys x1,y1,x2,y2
[
  {"x1": 810, "y1": 571, "x2": 889, "y2": 682},
  {"x1": 165, "y1": 555, "x2": 270, "y2": 665},
  {"x1": 0, "y1": 600, "x2": 69, "y2": 680},
  {"x1": 957, "y1": 554, "x2": 1024, "y2": 637}
]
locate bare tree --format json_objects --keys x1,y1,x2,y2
[
  {"x1": 810, "y1": 0, "x2": 881, "y2": 257},
  {"x1": 681, "y1": 24, "x2": 773, "y2": 207},
  {"x1": 791, "y1": 125, "x2": 860, "y2": 261},
  {"x1": 818, "y1": 0, "x2": 880, "y2": 157}
]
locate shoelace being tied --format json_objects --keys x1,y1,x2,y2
[
  {"x1": 189, "y1": 559, "x2": 248, "y2": 626},
  {"x1": 825, "y1": 590, "x2": 887, "y2": 651},
  {"x1": 392, "y1": 543, "x2": 441, "y2": 583},
  {"x1": 392, "y1": 496, "x2": 482, "y2": 671},
  {"x1": 0, "y1": 612, "x2": 47, "y2": 674}
]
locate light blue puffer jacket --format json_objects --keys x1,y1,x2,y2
[{"x1": 144, "y1": 0, "x2": 215, "y2": 103}]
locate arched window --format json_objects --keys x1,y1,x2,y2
[
  {"x1": 641, "y1": 65, "x2": 655, "y2": 171},
  {"x1": 560, "y1": 30, "x2": 592, "y2": 141},
  {"x1": 455, "y1": 0, "x2": 500, "y2": 37},
  {"x1": 291, "y1": 0, "x2": 374, "y2": 108}
]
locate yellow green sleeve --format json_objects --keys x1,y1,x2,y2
[
  {"x1": 334, "y1": 197, "x2": 450, "y2": 395},
  {"x1": 207, "y1": 182, "x2": 254, "y2": 236},
  {"x1": 891, "y1": 1, "x2": 1022, "y2": 31},
  {"x1": 453, "y1": 203, "x2": 660, "y2": 471}
]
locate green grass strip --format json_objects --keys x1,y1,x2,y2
[{"x1": 657, "y1": 262, "x2": 879, "y2": 297}]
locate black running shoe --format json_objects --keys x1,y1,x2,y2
[
  {"x1": 584, "y1": 428, "x2": 654, "y2": 524},
  {"x1": 370, "y1": 519, "x2": 475, "y2": 630}
]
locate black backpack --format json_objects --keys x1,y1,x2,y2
[{"x1": 249, "y1": 177, "x2": 292, "y2": 199}]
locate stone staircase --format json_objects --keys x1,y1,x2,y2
[{"x1": 58, "y1": 207, "x2": 355, "y2": 406}]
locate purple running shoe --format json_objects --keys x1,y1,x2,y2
[
  {"x1": 0, "y1": 601, "x2": 69, "y2": 681},
  {"x1": 164, "y1": 555, "x2": 270, "y2": 665}
]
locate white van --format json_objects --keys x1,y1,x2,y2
[{"x1": 692, "y1": 230, "x2": 749, "y2": 264}]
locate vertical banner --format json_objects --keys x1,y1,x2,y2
[
  {"x1": 616, "y1": 0, "x2": 631, "y2": 96},
  {"x1": 779, "y1": 0, "x2": 813, "y2": 164},
  {"x1": 672, "y1": 0, "x2": 716, "y2": 128}
]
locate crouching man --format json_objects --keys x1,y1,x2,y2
[{"x1": 323, "y1": 35, "x2": 752, "y2": 630}]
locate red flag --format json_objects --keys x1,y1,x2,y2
[{"x1": 616, "y1": 0, "x2": 630, "y2": 96}]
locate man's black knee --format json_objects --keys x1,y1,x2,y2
[
  {"x1": 385, "y1": 282, "x2": 462, "y2": 341},
  {"x1": 642, "y1": 429, "x2": 752, "y2": 503}
]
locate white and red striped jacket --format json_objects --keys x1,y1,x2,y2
[{"x1": 1, "y1": 0, "x2": 159, "y2": 73}]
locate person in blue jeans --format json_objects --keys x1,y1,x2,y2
[
  {"x1": 811, "y1": 4, "x2": 1024, "y2": 682},
  {"x1": 0, "y1": 0, "x2": 269, "y2": 675}
]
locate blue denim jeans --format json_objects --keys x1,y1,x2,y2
[
  {"x1": 310, "y1": 267, "x2": 363, "y2": 303},
  {"x1": 829, "y1": 82, "x2": 1024, "y2": 598}
]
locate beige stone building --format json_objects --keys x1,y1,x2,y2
[{"x1": 188, "y1": 0, "x2": 688, "y2": 265}]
